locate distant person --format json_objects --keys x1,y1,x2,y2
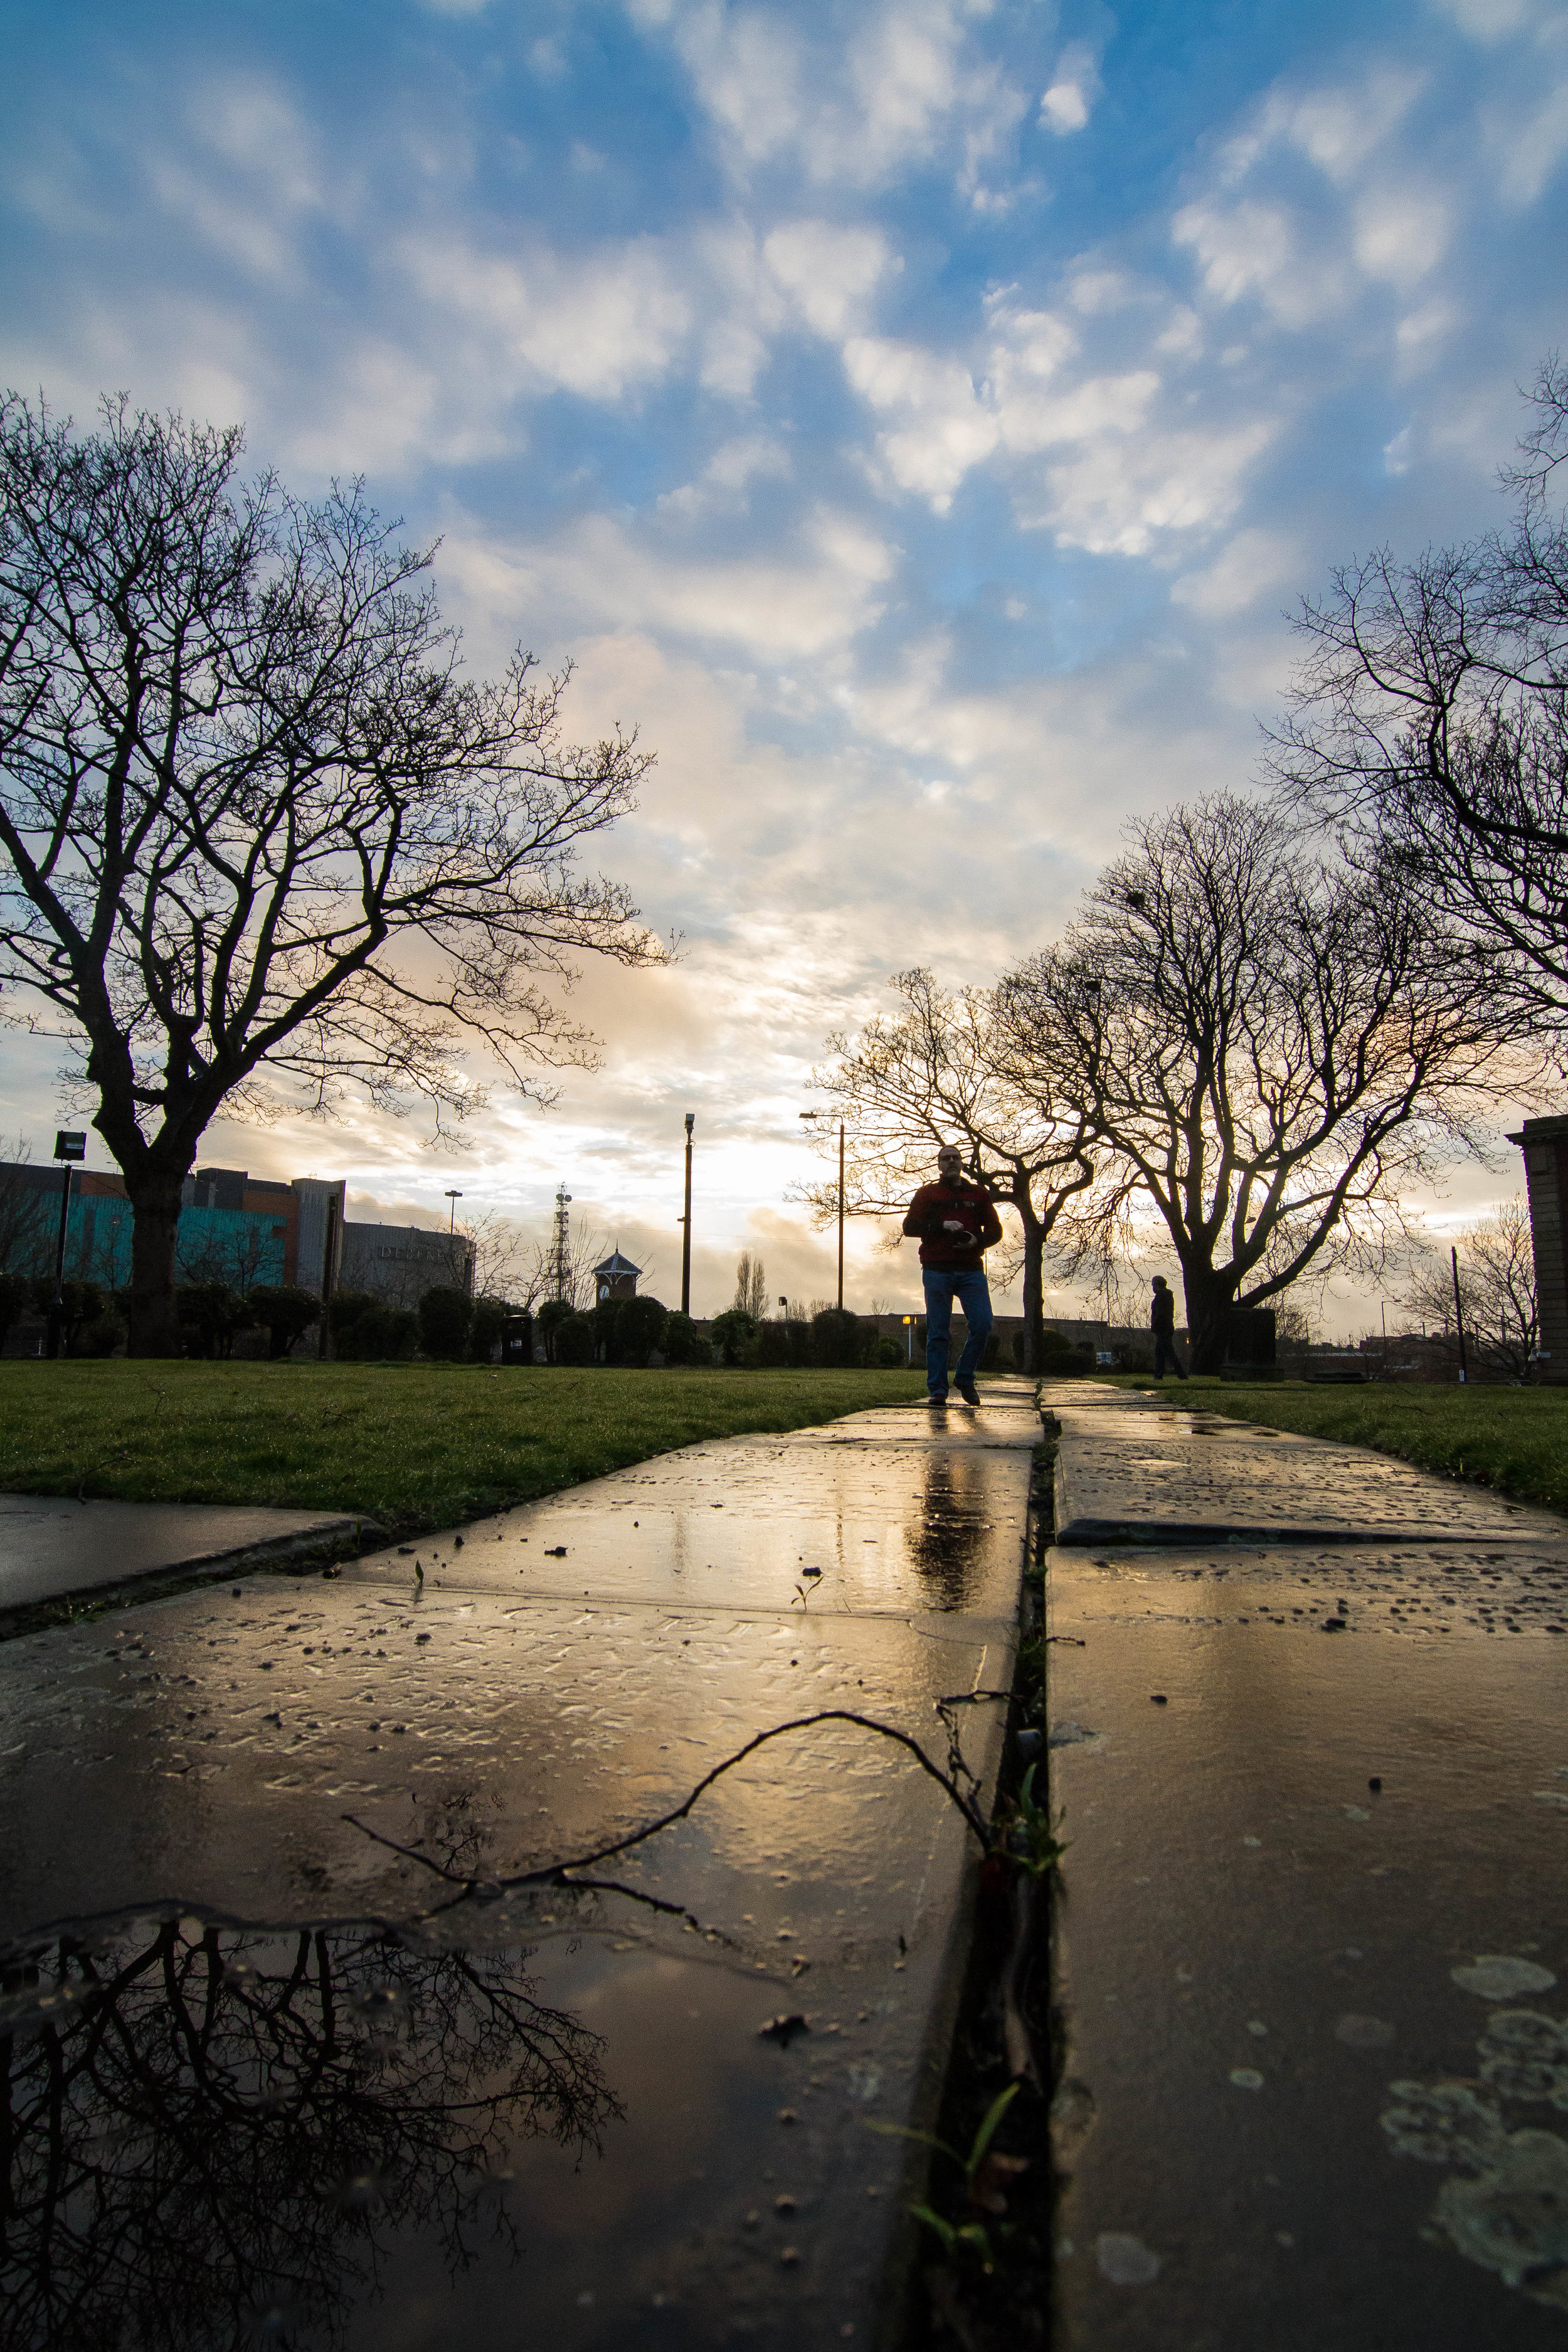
[
  {"x1": 1151, "y1": 1275, "x2": 1187, "y2": 1381},
  {"x1": 903, "y1": 1145, "x2": 1003, "y2": 1407}
]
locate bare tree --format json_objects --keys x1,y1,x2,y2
[
  {"x1": 733, "y1": 1250, "x2": 768, "y2": 1318},
  {"x1": 0, "y1": 395, "x2": 666, "y2": 1353},
  {"x1": 1399, "y1": 1197, "x2": 1540, "y2": 1380},
  {"x1": 805, "y1": 969, "x2": 1094, "y2": 1372},
  {"x1": 1273, "y1": 358, "x2": 1568, "y2": 1027},
  {"x1": 998, "y1": 796, "x2": 1536, "y2": 1374}
]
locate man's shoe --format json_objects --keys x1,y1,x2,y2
[
  {"x1": 926, "y1": 1391, "x2": 950, "y2": 1407},
  {"x1": 956, "y1": 1379, "x2": 980, "y2": 1407}
]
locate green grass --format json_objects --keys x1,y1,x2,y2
[
  {"x1": 0, "y1": 1360, "x2": 927, "y2": 1529},
  {"x1": 1086, "y1": 1372, "x2": 1568, "y2": 1517}
]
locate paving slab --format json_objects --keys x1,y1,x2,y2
[
  {"x1": 1047, "y1": 1396, "x2": 1568, "y2": 2348},
  {"x1": 0, "y1": 1382, "x2": 1040, "y2": 2352},
  {"x1": 1047, "y1": 1389, "x2": 1565, "y2": 1546},
  {"x1": 0, "y1": 1490, "x2": 363, "y2": 1611}
]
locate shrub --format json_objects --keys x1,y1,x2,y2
[
  {"x1": 31, "y1": 1276, "x2": 109, "y2": 1356},
  {"x1": 810, "y1": 1306, "x2": 862, "y2": 1367},
  {"x1": 536, "y1": 1298, "x2": 573, "y2": 1364},
  {"x1": 753, "y1": 1320, "x2": 794, "y2": 1367},
  {"x1": 555, "y1": 1311, "x2": 596, "y2": 1365},
  {"x1": 418, "y1": 1285, "x2": 474, "y2": 1362},
  {"x1": 660, "y1": 1310, "x2": 710, "y2": 1365},
  {"x1": 250, "y1": 1285, "x2": 322, "y2": 1360},
  {"x1": 710, "y1": 1307, "x2": 758, "y2": 1365},
  {"x1": 329, "y1": 1290, "x2": 418, "y2": 1361},
  {"x1": 873, "y1": 1336, "x2": 903, "y2": 1367},
  {"x1": 618, "y1": 1293, "x2": 668, "y2": 1365},
  {"x1": 469, "y1": 1295, "x2": 511, "y2": 1362},
  {"x1": 591, "y1": 1295, "x2": 625, "y2": 1362},
  {"x1": 0, "y1": 1271, "x2": 30, "y2": 1350}
]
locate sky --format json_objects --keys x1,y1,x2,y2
[{"x1": 3, "y1": 0, "x2": 1567, "y2": 1328}]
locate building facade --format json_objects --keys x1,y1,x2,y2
[{"x1": 0, "y1": 1160, "x2": 470, "y2": 1306}]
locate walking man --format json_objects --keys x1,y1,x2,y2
[
  {"x1": 1151, "y1": 1275, "x2": 1187, "y2": 1381},
  {"x1": 903, "y1": 1145, "x2": 1003, "y2": 1407}
]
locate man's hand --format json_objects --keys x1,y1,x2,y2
[{"x1": 942, "y1": 1219, "x2": 973, "y2": 1236}]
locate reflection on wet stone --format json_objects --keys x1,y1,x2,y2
[
  {"x1": 903, "y1": 1454, "x2": 992, "y2": 1610},
  {"x1": 1, "y1": 1914, "x2": 617, "y2": 2351}
]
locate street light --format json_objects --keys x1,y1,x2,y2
[
  {"x1": 798, "y1": 1110, "x2": 845, "y2": 1311},
  {"x1": 444, "y1": 1189, "x2": 463, "y2": 1233},
  {"x1": 680, "y1": 1113, "x2": 695, "y2": 1315}
]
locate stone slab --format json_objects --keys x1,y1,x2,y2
[
  {"x1": 1044, "y1": 1390, "x2": 1566, "y2": 1547},
  {"x1": 1047, "y1": 1537, "x2": 1568, "y2": 2348},
  {"x1": 0, "y1": 1384, "x2": 1037, "y2": 2350},
  {"x1": 341, "y1": 1431, "x2": 1030, "y2": 1619},
  {"x1": 0, "y1": 1490, "x2": 362, "y2": 1611}
]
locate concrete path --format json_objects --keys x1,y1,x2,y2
[
  {"x1": 1045, "y1": 1380, "x2": 1568, "y2": 2349},
  {"x1": 0, "y1": 1382, "x2": 1040, "y2": 2351},
  {"x1": 0, "y1": 1491, "x2": 364, "y2": 1612}
]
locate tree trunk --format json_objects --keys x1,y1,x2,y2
[
  {"x1": 1182, "y1": 1266, "x2": 1235, "y2": 1377},
  {"x1": 126, "y1": 1187, "x2": 186, "y2": 1357},
  {"x1": 1020, "y1": 1207, "x2": 1045, "y2": 1377}
]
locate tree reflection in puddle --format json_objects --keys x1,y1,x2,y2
[
  {"x1": 903, "y1": 1454, "x2": 990, "y2": 1609},
  {"x1": 0, "y1": 1914, "x2": 620, "y2": 2351}
]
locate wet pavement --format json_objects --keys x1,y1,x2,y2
[
  {"x1": 0, "y1": 1382, "x2": 1041, "y2": 2351},
  {"x1": 0, "y1": 1491, "x2": 363, "y2": 1613},
  {"x1": 1045, "y1": 1380, "x2": 1568, "y2": 2348}
]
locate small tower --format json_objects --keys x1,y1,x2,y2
[
  {"x1": 550, "y1": 1184, "x2": 573, "y2": 1303},
  {"x1": 594, "y1": 1248, "x2": 643, "y2": 1303}
]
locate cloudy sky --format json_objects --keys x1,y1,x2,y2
[{"x1": 3, "y1": 0, "x2": 1567, "y2": 1325}]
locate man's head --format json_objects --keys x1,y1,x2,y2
[
  {"x1": 936, "y1": 1146, "x2": 964, "y2": 1182},
  {"x1": 1152, "y1": 1276, "x2": 1168, "y2": 1293}
]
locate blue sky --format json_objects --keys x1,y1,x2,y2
[{"x1": 3, "y1": 0, "x2": 1566, "y2": 1321}]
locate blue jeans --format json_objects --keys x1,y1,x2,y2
[{"x1": 923, "y1": 1266, "x2": 993, "y2": 1395}]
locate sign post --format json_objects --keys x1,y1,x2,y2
[{"x1": 48, "y1": 1131, "x2": 87, "y2": 1362}]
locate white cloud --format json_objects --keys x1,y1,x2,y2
[
  {"x1": 440, "y1": 506, "x2": 895, "y2": 661},
  {"x1": 1170, "y1": 528, "x2": 1301, "y2": 617},
  {"x1": 398, "y1": 230, "x2": 693, "y2": 401},
  {"x1": 761, "y1": 220, "x2": 896, "y2": 336},
  {"x1": 1041, "y1": 40, "x2": 1102, "y2": 136}
]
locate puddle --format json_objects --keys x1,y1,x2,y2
[{"x1": 0, "y1": 1892, "x2": 915, "y2": 2350}]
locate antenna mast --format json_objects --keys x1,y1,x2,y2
[{"x1": 551, "y1": 1184, "x2": 573, "y2": 1304}]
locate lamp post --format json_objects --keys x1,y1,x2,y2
[
  {"x1": 48, "y1": 1130, "x2": 87, "y2": 1361},
  {"x1": 1452, "y1": 1244, "x2": 1468, "y2": 1384},
  {"x1": 680, "y1": 1113, "x2": 694, "y2": 1315},
  {"x1": 444, "y1": 1189, "x2": 463, "y2": 1234},
  {"x1": 798, "y1": 1111, "x2": 845, "y2": 1311}
]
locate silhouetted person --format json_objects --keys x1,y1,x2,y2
[
  {"x1": 903, "y1": 1145, "x2": 1003, "y2": 1406},
  {"x1": 1151, "y1": 1274, "x2": 1187, "y2": 1380}
]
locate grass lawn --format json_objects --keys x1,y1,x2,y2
[
  {"x1": 0, "y1": 1360, "x2": 927, "y2": 1529},
  {"x1": 1084, "y1": 1372, "x2": 1568, "y2": 1517}
]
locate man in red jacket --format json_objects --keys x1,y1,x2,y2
[{"x1": 902, "y1": 1145, "x2": 1004, "y2": 1407}]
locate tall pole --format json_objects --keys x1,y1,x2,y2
[
  {"x1": 681, "y1": 1113, "x2": 694, "y2": 1316},
  {"x1": 445, "y1": 1189, "x2": 462, "y2": 1232},
  {"x1": 837, "y1": 1120, "x2": 845, "y2": 1312},
  {"x1": 48, "y1": 1130, "x2": 85, "y2": 1362},
  {"x1": 49, "y1": 1163, "x2": 73, "y2": 1362},
  {"x1": 1452, "y1": 1245, "x2": 1468, "y2": 1384}
]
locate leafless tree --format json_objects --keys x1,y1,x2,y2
[
  {"x1": 997, "y1": 796, "x2": 1537, "y2": 1374},
  {"x1": 1272, "y1": 358, "x2": 1568, "y2": 1030},
  {"x1": 803, "y1": 969, "x2": 1096, "y2": 1372},
  {"x1": 4, "y1": 1914, "x2": 617, "y2": 2352},
  {"x1": 732, "y1": 1250, "x2": 768, "y2": 1318},
  {"x1": 1398, "y1": 1197, "x2": 1540, "y2": 1380},
  {"x1": 0, "y1": 395, "x2": 666, "y2": 1354}
]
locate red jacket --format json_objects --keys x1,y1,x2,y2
[{"x1": 902, "y1": 1180, "x2": 1004, "y2": 1269}]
